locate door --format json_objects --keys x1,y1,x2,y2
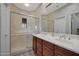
[{"x1": 0, "y1": 4, "x2": 10, "y2": 56}]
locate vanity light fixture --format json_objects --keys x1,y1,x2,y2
[{"x1": 24, "y1": 3, "x2": 30, "y2": 7}]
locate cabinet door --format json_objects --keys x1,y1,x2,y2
[
  {"x1": 43, "y1": 40, "x2": 55, "y2": 56},
  {"x1": 55, "y1": 45, "x2": 79, "y2": 56},
  {"x1": 43, "y1": 46, "x2": 54, "y2": 56},
  {"x1": 37, "y1": 38, "x2": 43, "y2": 56},
  {"x1": 0, "y1": 4, "x2": 10, "y2": 55},
  {"x1": 43, "y1": 40, "x2": 54, "y2": 50},
  {"x1": 33, "y1": 36, "x2": 37, "y2": 55}
]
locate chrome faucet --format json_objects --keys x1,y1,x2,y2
[
  {"x1": 60, "y1": 35, "x2": 71, "y2": 40},
  {"x1": 67, "y1": 35, "x2": 70, "y2": 40},
  {"x1": 60, "y1": 35, "x2": 66, "y2": 39}
]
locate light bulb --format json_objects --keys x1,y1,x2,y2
[{"x1": 24, "y1": 3, "x2": 30, "y2": 7}]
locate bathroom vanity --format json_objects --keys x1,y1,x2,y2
[{"x1": 32, "y1": 33, "x2": 79, "y2": 56}]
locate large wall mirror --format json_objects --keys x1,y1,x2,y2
[
  {"x1": 54, "y1": 16, "x2": 67, "y2": 34},
  {"x1": 54, "y1": 13, "x2": 79, "y2": 35},
  {"x1": 71, "y1": 13, "x2": 79, "y2": 35}
]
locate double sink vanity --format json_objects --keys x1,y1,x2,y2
[{"x1": 32, "y1": 32, "x2": 79, "y2": 56}]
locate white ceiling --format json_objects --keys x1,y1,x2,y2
[
  {"x1": 14, "y1": 3, "x2": 41, "y2": 12},
  {"x1": 42, "y1": 3, "x2": 69, "y2": 15},
  {"x1": 14, "y1": 3, "x2": 69, "y2": 15}
]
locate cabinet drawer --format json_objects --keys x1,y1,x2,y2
[
  {"x1": 55, "y1": 45, "x2": 79, "y2": 56},
  {"x1": 43, "y1": 40, "x2": 54, "y2": 49},
  {"x1": 43, "y1": 46, "x2": 54, "y2": 56}
]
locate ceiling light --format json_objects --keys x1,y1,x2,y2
[{"x1": 24, "y1": 3, "x2": 29, "y2": 7}]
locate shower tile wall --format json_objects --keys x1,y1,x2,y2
[{"x1": 11, "y1": 13, "x2": 39, "y2": 55}]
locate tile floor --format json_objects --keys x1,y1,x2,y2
[{"x1": 12, "y1": 48, "x2": 35, "y2": 56}]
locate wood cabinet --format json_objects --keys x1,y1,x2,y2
[
  {"x1": 33, "y1": 36, "x2": 37, "y2": 55},
  {"x1": 37, "y1": 38, "x2": 43, "y2": 56},
  {"x1": 55, "y1": 45, "x2": 79, "y2": 56},
  {"x1": 33, "y1": 36, "x2": 79, "y2": 56},
  {"x1": 43, "y1": 40, "x2": 55, "y2": 56}
]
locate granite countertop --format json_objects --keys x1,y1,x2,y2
[{"x1": 33, "y1": 32, "x2": 79, "y2": 54}]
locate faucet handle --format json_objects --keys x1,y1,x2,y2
[{"x1": 68, "y1": 36, "x2": 70, "y2": 40}]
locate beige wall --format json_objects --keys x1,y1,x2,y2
[
  {"x1": 46, "y1": 13, "x2": 54, "y2": 32},
  {"x1": 11, "y1": 13, "x2": 20, "y2": 34},
  {"x1": 11, "y1": 4, "x2": 55, "y2": 34},
  {"x1": 41, "y1": 16, "x2": 48, "y2": 32},
  {"x1": 10, "y1": 4, "x2": 54, "y2": 55},
  {"x1": 10, "y1": 4, "x2": 54, "y2": 33},
  {"x1": 41, "y1": 13, "x2": 54, "y2": 32},
  {"x1": 10, "y1": 4, "x2": 41, "y2": 34},
  {"x1": 11, "y1": 4, "x2": 28, "y2": 34},
  {"x1": 11, "y1": 34, "x2": 27, "y2": 54},
  {"x1": 11, "y1": 13, "x2": 28, "y2": 34},
  {"x1": 10, "y1": 4, "x2": 41, "y2": 55}
]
